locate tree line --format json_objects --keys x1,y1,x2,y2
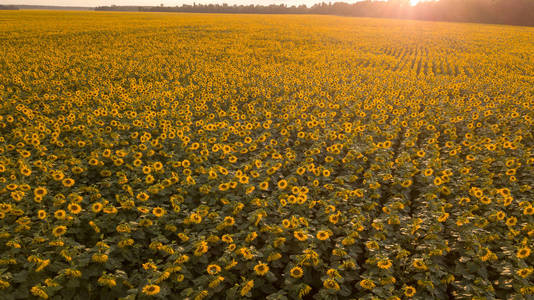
[
  {"x1": 0, "y1": 5, "x2": 19, "y2": 10},
  {"x1": 94, "y1": 0, "x2": 534, "y2": 26}
]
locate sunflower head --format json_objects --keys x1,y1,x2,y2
[
  {"x1": 404, "y1": 286, "x2": 416, "y2": 297},
  {"x1": 290, "y1": 266, "x2": 303, "y2": 278},
  {"x1": 517, "y1": 247, "x2": 531, "y2": 259},
  {"x1": 254, "y1": 262, "x2": 269, "y2": 276},
  {"x1": 142, "y1": 284, "x2": 161, "y2": 296}
]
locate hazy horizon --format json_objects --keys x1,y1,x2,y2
[
  {"x1": 5, "y1": 0, "x2": 424, "y2": 8},
  {"x1": 5, "y1": 0, "x2": 347, "y2": 7}
]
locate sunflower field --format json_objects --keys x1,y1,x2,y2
[{"x1": 0, "y1": 10, "x2": 533, "y2": 300}]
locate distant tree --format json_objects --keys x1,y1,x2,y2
[
  {"x1": 0, "y1": 5, "x2": 19, "y2": 10},
  {"x1": 97, "y1": 0, "x2": 534, "y2": 26}
]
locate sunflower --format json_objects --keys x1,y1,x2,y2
[
  {"x1": 412, "y1": 259, "x2": 427, "y2": 270},
  {"x1": 401, "y1": 179, "x2": 413, "y2": 188},
  {"x1": 365, "y1": 241, "x2": 379, "y2": 250},
  {"x1": 218, "y1": 183, "x2": 230, "y2": 191},
  {"x1": 62, "y1": 178, "x2": 75, "y2": 187},
  {"x1": 516, "y1": 268, "x2": 533, "y2": 278},
  {"x1": 103, "y1": 206, "x2": 117, "y2": 214},
  {"x1": 517, "y1": 247, "x2": 531, "y2": 259},
  {"x1": 221, "y1": 234, "x2": 233, "y2": 243},
  {"x1": 145, "y1": 175, "x2": 155, "y2": 184},
  {"x1": 506, "y1": 217, "x2": 517, "y2": 227},
  {"x1": 137, "y1": 192, "x2": 149, "y2": 202},
  {"x1": 316, "y1": 230, "x2": 330, "y2": 241},
  {"x1": 423, "y1": 168, "x2": 433, "y2": 176},
  {"x1": 240, "y1": 280, "x2": 254, "y2": 296},
  {"x1": 30, "y1": 286, "x2": 48, "y2": 299},
  {"x1": 10, "y1": 190, "x2": 24, "y2": 202},
  {"x1": 328, "y1": 214, "x2": 339, "y2": 224},
  {"x1": 473, "y1": 189, "x2": 483, "y2": 198},
  {"x1": 54, "y1": 210, "x2": 66, "y2": 220},
  {"x1": 139, "y1": 219, "x2": 153, "y2": 227},
  {"x1": 91, "y1": 203, "x2": 103, "y2": 213},
  {"x1": 6, "y1": 184, "x2": 18, "y2": 191},
  {"x1": 68, "y1": 203, "x2": 82, "y2": 214},
  {"x1": 480, "y1": 196, "x2": 491, "y2": 205},
  {"x1": 290, "y1": 266, "x2": 303, "y2": 278},
  {"x1": 142, "y1": 166, "x2": 152, "y2": 174},
  {"x1": 102, "y1": 149, "x2": 112, "y2": 158},
  {"x1": 206, "y1": 264, "x2": 221, "y2": 275},
  {"x1": 460, "y1": 167, "x2": 470, "y2": 175},
  {"x1": 404, "y1": 286, "x2": 416, "y2": 297},
  {"x1": 194, "y1": 241, "x2": 208, "y2": 256},
  {"x1": 223, "y1": 217, "x2": 235, "y2": 226},
  {"x1": 259, "y1": 181, "x2": 269, "y2": 190},
  {"x1": 37, "y1": 210, "x2": 47, "y2": 219},
  {"x1": 359, "y1": 279, "x2": 375, "y2": 290},
  {"x1": 88, "y1": 220, "x2": 100, "y2": 233},
  {"x1": 89, "y1": 158, "x2": 99, "y2": 166},
  {"x1": 142, "y1": 284, "x2": 161, "y2": 296},
  {"x1": 97, "y1": 275, "x2": 116, "y2": 288},
  {"x1": 190, "y1": 213, "x2": 202, "y2": 224},
  {"x1": 254, "y1": 262, "x2": 269, "y2": 276},
  {"x1": 377, "y1": 259, "x2": 392, "y2": 270},
  {"x1": 503, "y1": 197, "x2": 513, "y2": 206},
  {"x1": 52, "y1": 225, "x2": 67, "y2": 237},
  {"x1": 34, "y1": 187, "x2": 48, "y2": 197},
  {"x1": 152, "y1": 207, "x2": 165, "y2": 217},
  {"x1": 282, "y1": 219, "x2": 291, "y2": 228},
  {"x1": 92, "y1": 253, "x2": 108, "y2": 263},
  {"x1": 277, "y1": 179, "x2": 288, "y2": 189},
  {"x1": 294, "y1": 230, "x2": 308, "y2": 241},
  {"x1": 72, "y1": 166, "x2": 84, "y2": 174},
  {"x1": 323, "y1": 278, "x2": 340, "y2": 290},
  {"x1": 437, "y1": 213, "x2": 449, "y2": 222},
  {"x1": 246, "y1": 232, "x2": 258, "y2": 242},
  {"x1": 20, "y1": 167, "x2": 32, "y2": 176},
  {"x1": 153, "y1": 161, "x2": 163, "y2": 171}
]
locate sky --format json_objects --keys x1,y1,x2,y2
[{"x1": 7, "y1": 0, "x2": 424, "y2": 8}]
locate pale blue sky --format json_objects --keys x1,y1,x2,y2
[{"x1": 6, "y1": 0, "x2": 424, "y2": 8}]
